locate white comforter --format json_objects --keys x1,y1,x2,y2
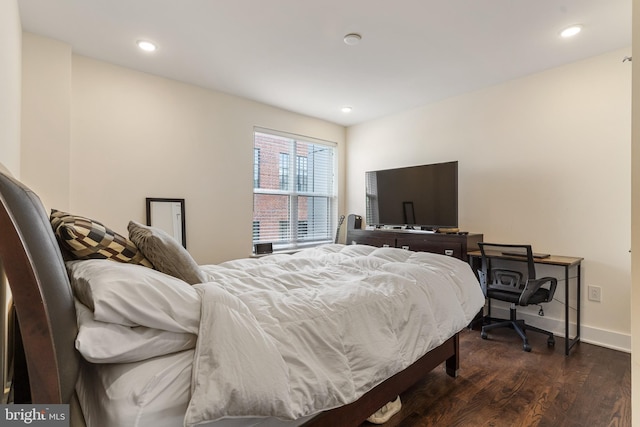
[
  {"x1": 187, "y1": 244, "x2": 483, "y2": 425},
  {"x1": 69, "y1": 244, "x2": 484, "y2": 427}
]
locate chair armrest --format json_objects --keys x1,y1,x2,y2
[{"x1": 519, "y1": 276, "x2": 558, "y2": 306}]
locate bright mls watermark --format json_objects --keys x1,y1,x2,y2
[{"x1": 0, "y1": 405, "x2": 68, "y2": 426}]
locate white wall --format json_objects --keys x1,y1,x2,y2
[
  {"x1": 21, "y1": 33, "x2": 72, "y2": 211},
  {"x1": 0, "y1": 0, "x2": 21, "y2": 175},
  {"x1": 346, "y1": 48, "x2": 631, "y2": 351},
  {"x1": 21, "y1": 34, "x2": 346, "y2": 264}
]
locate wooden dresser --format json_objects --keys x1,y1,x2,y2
[{"x1": 346, "y1": 228, "x2": 483, "y2": 262}]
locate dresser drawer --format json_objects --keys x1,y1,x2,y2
[
  {"x1": 396, "y1": 237, "x2": 463, "y2": 258},
  {"x1": 347, "y1": 230, "x2": 396, "y2": 248}
]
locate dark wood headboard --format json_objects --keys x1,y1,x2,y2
[{"x1": 0, "y1": 170, "x2": 79, "y2": 403}]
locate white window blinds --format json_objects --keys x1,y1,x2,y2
[{"x1": 253, "y1": 128, "x2": 337, "y2": 251}]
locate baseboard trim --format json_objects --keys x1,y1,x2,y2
[{"x1": 489, "y1": 307, "x2": 630, "y2": 353}]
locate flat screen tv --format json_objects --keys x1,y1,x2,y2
[{"x1": 365, "y1": 161, "x2": 458, "y2": 229}]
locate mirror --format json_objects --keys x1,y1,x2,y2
[{"x1": 146, "y1": 198, "x2": 186, "y2": 248}]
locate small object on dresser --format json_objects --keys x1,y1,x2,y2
[
  {"x1": 347, "y1": 214, "x2": 362, "y2": 230},
  {"x1": 437, "y1": 227, "x2": 459, "y2": 234}
]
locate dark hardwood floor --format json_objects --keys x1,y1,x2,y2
[{"x1": 361, "y1": 328, "x2": 630, "y2": 427}]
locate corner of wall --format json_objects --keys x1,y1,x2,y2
[{"x1": 0, "y1": 0, "x2": 22, "y2": 176}]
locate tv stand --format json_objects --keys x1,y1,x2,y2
[{"x1": 346, "y1": 227, "x2": 482, "y2": 262}]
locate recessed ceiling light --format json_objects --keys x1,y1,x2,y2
[
  {"x1": 560, "y1": 25, "x2": 582, "y2": 38},
  {"x1": 341, "y1": 106, "x2": 353, "y2": 113},
  {"x1": 343, "y1": 33, "x2": 362, "y2": 46},
  {"x1": 137, "y1": 40, "x2": 157, "y2": 52}
]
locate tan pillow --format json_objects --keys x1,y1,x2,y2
[
  {"x1": 128, "y1": 221, "x2": 206, "y2": 285},
  {"x1": 50, "y1": 209, "x2": 152, "y2": 267}
]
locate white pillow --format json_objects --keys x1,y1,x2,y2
[
  {"x1": 75, "y1": 301, "x2": 197, "y2": 363},
  {"x1": 66, "y1": 259, "x2": 201, "y2": 334}
]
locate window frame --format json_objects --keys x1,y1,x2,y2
[
  {"x1": 253, "y1": 148, "x2": 260, "y2": 188},
  {"x1": 252, "y1": 127, "x2": 338, "y2": 252}
]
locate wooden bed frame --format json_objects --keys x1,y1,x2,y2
[{"x1": 0, "y1": 169, "x2": 459, "y2": 427}]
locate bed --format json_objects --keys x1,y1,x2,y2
[{"x1": 0, "y1": 168, "x2": 485, "y2": 427}]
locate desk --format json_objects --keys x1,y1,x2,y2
[{"x1": 467, "y1": 250, "x2": 583, "y2": 355}]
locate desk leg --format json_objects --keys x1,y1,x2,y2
[
  {"x1": 577, "y1": 264, "x2": 581, "y2": 343},
  {"x1": 565, "y1": 266, "x2": 570, "y2": 355},
  {"x1": 565, "y1": 264, "x2": 581, "y2": 355}
]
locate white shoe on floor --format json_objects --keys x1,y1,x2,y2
[{"x1": 366, "y1": 396, "x2": 402, "y2": 424}]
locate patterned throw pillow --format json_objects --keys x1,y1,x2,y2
[{"x1": 50, "y1": 209, "x2": 152, "y2": 267}]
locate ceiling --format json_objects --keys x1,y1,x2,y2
[{"x1": 18, "y1": 0, "x2": 631, "y2": 127}]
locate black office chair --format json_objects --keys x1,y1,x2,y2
[{"x1": 477, "y1": 243, "x2": 557, "y2": 352}]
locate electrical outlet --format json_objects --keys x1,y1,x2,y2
[{"x1": 588, "y1": 285, "x2": 602, "y2": 302}]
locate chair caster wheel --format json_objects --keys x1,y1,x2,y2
[
  {"x1": 523, "y1": 343, "x2": 532, "y2": 352},
  {"x1": 481, "y1": 331, "x2": 488, "y2": 339},
  {"x1": 547, "y1": 337, "x2": 555, "y2": 347}
]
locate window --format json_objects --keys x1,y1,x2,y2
[
  {"x1": 279, "y1": 220, "x2": 289, "y2": 240},
  {"x1": 279, "y1": 153, "x2": 290, "y2": 190},
  {"x1": 253, "y1": 128, "x2": 337, "y2": 251},
  {"x1": 252, "y1": 221, "x2": 260, "y2": 241},
  {"x1": 298, "y1": 220, "x2": 308, "y2": 239},
  {"x1": 296, "y1": 155, "x2": 308, "y2": 192}
]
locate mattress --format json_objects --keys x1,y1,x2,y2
[
  {"x1": 76, "y1": 350, "x2": 313, "y2": 427},
  {"x1": 70, "y1": 244, "x2": 485, "y2": 426}
]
